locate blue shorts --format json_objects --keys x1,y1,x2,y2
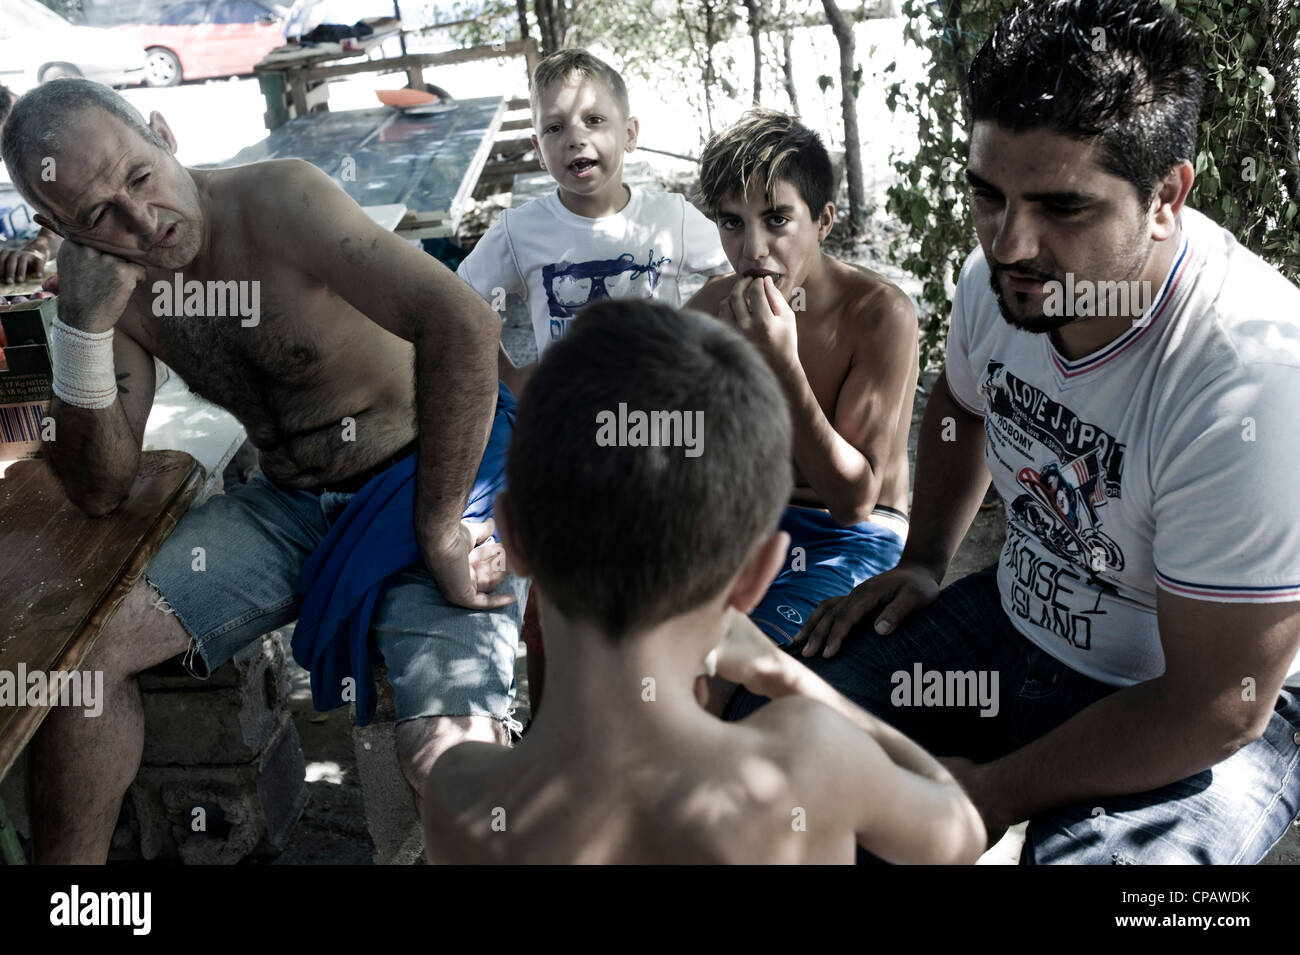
[
  {"x1": 143, "y1": 477, "x2": 526, "y2": 724},
  {"x1": 750, "y1": 505, "x2": 906, "y2": 645}
]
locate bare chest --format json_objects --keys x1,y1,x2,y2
[
  {"x1": 153, "y1": 298, "x2": 324, "y2": 405},
  {"x1": 796, "y1": 318, "x2": 854, "y2": 419}
]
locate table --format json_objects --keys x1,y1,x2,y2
[
  {"x1": 253, "y1": 32, "x2": 537, "y2": 133},
  {"x1": 0, "y1": 451, "x2": 202, "y2": 786},
  {"x1": 254, "y1": 18, "x2": 403, "y2": 128},
  {"x1": 224, "y1": 96, "x2": 507, "y2": 239}
]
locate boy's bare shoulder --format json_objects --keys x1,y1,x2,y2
[
  {"x1": 737, "y1": 695, "x2": 862, "y2": 777},
  {"x1": 832, "y1": 260, "x2": 918, "y2": 336}
]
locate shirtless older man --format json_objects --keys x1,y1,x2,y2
[{"x1": 1, "y1": 79, "x2": 523, "y2": 863}]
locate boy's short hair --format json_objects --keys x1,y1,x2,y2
[
  {"x1": 507, "y1": 300, "x2": 792, "y2": 639},
  {"x1": 531, "y1": 49, "x2": 630, "y2": 118},
  {"x1": 969, "y1": 0, "x2": 1204, "y2": 203},
  {"x1": 696, "y1": 109, "x2": 833, "y2": 221}
]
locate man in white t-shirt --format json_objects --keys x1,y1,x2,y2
[
  {"x1": 457, "y1": 49, "x2": 730, "y2": 396},
  {"x1": 725, "y1": 0, "x2": 1300, "y2": 864}
]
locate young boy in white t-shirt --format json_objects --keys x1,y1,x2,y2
[{"x1": 456, "y1": 49, "x2": 731, "y2": 396}]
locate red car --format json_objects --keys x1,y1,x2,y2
[{"x1": 117, "y1": 0, "x2": 288, "y2": 87}]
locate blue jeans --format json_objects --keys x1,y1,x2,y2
[
  {"x1": 144, "y1": 475, "x2": 526, "y2": 723},
  {"x1": 724, "y1": 564, "x2": 1300, "y2": 864}
]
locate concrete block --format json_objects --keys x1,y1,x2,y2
[
  {"x1": 352, "y1": 662, "x2": 423, "y2": 865},
  {"x1": 139, "y1": 628, "x2": 289, "y2": 692},
  {"x1": 140, "y1": 634, "x2": 291, "y2": 765},
  {"x1": 123, "y1": 711, "x2": 307, "y2": 864}
]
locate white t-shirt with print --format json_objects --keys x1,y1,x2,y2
[
  {"x1": 458, "y1": 186, "x2": 732, "y2": 358},
  {"x1": 945, "y1": 207, "x2": 1300, "y2": 689}
]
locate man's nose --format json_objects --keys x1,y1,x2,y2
[
  {"x1": 990, "y1": 202, "x2": 1039, "y2": 266},
  {"x1": 742, "y1": 229, "x2": 768, "y2": 262},
  {"x1": 119, "y1": 196, "x2": 156, "y2": 236}
]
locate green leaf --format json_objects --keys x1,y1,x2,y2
[{"x1": 1256, "y1": 67, "x2": 1276, "y2": 96}]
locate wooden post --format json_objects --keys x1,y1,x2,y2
[{"x1": 523, "y1": 37, "x2": 540, "y2": 89}]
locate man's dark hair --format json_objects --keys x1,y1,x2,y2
[
  {"x1": 969, "y1": 0, "x2": 1204, "y2": 203},
  {"x1": 696, "y1": 109, "x2": 833, "y2": 221},
  {"x1": 0, "y1": 85, "x2": 14, "y2": 126},
  {"x1": 507, "y1": 300, "x2": 792, "y2": 639}
]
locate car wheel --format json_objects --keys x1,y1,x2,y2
[
  {"x1": 38, "y1": 63, "x2": 82, "y2": 83},
  {"x1": 144, "y1": 48, "x2": 181, "y2": 88}
]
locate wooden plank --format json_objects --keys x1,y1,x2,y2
[
  {"x1": 445, "y1": 96, "x2": 509, "y2": 236},
  {"x1": 490, "y1": 136, "x2": 534, "y2": 155},
  {"x1": 480, "y1": 158, "x2": 545, "y2": 180},
  {"x1": 289, "y1": 76, "x2": 310, "y2": 117},
  {"x1": 255, "y1": 22, "x2": 400, "y2": 73},
  {"x1": 0, "y1": 451, "x2": 202, "y2": 780},
  {"x1": 499, "y1": 118, "x2": 533, "y2": 132},
  {"x1": 294, "y1": 39, "x2": 539, "y2": 84}
]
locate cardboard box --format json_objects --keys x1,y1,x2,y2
[{"x1": 0, "y1": 297, "x2": 55, "y2": 460}]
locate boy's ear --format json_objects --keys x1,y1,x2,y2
[
  {"x1": 493, "y1": 490, "x2": 533, "y2": 579},
  {"x1": 816, "y1": 201, "x2": 835, "y2": 243},
  {"x1": 149, "y1": 111, "x2": 178, "y2": 154},
  {"x1": 726, "y1": 530, "x2": 790, "y2": 615},
  {"x1": 624, "y1": 115, "x2": 640, "y2": 153},
  {"x1": 530, "y1": 133, "x2": 544, "y2": 170}
]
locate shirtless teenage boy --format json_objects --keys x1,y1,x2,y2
[
  {"x1": 422, "y1": 301, "x2": 985, "y2": 864},
  {"x1": 1, "y1": 79, "x2": 523, "y2": 862},
  {"x1": 688, "y1": 110, "x2": 919, "y2": 648}
]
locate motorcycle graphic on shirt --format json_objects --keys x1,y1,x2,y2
[
  {"x1": 980, "y1": 361, "x2": 1128, "y2": 579},
  {"x1": 1010, "y1": 452, "x2": 1124, "y2": 574},
  {"x1": 542, "y1": 250, "x2": 671, "y2": 341}
]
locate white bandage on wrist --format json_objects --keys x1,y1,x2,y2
[{"x1": 50, "y1": 316, "x2": 118, "y2": 410}]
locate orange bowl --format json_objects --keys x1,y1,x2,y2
[{"x1": 376, "y1": 89, "x2": 438, "y2": 109}]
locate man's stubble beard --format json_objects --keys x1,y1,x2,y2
[{"x1": 988, "y1": 223, "x2": 1152, "y2": 335}]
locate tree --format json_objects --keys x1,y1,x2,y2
[
  {"x1": 747, "y1": 0, "x2": 766, "y2": 105},
  {"x1": 778, "y1": 0, "x2": 801, "y2": 113},
  {"x1": 445, "y1": 0, "x2": 748, "y2": 142},
  {"x1": 885, "y1": 0, "x2": 1300, "y2": 366},
  {"x1": 534, "y1": 0, "x2": 568, "y2": 54},
  {"x1": 821, "y1": 0, "x2": 867, "y2": 232}
]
